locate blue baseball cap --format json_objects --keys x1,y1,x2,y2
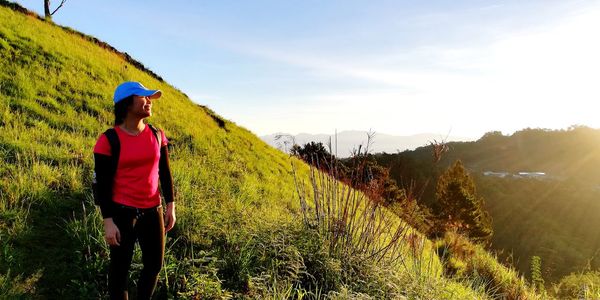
[{"x1": 113, "y1": 81, "x2": 162, "y2": 104}]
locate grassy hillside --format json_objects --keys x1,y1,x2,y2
[{"x1": 0, "y1": 2, "x2": 539, "y2": 299}]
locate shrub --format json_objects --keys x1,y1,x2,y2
[
  {"x1": 553, "y1": 271, "x2": 600, "y2": 299},
  {"x1": 0, "y1": 269, "x2": 42, "y2": 298},
  {"x1": 437, "y1": 232, "x2": 540, "y2": 300}
]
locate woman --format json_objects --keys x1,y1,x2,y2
[{"x1": 93, "y1": 81, "x2": 176, "y2": 300}]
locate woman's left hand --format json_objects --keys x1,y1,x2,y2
[{"x1": 164, "y1": 202, "x2": 176, "y2": 232}]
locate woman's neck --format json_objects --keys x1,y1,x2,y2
[{"x1": 119, "y1": 117, "x2": 145, "y2": 135}]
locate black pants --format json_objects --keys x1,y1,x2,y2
[{"x1": 108, "y1": 206, "x2": 165, "y2": 300}]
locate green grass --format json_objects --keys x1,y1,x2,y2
[
  {"x1": 0, "y1": 2, "x2": 543, "y2": 299},
  {"x1": 552, "y1": 271, "x2": 600, "y2": 299}
]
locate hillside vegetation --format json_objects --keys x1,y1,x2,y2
[
  {"x1": 0, "y1": 2, "x2": 540, "y2": 299},
  {"x1": 477, "y1": 176, "x2": 600, "y2": 283},
  {"x1": 374, "y1": 127, "x2": 600, "y2": 290},
  {"x1": 380, "y1": 127, "x2": 600, "y2": 186}
]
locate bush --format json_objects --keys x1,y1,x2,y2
[
  {"x1": 553, "y1": 271, "x2": 600, "y2": 299},
  {"x1": 0, "y1": 269, "x2": 42, "y2": 298},
  {"x1": 436, "y1": 232, "x2": 540, "y2": 300},
  {"x1": 213, "y1": 222, "x2": 342, "y2": 298}
]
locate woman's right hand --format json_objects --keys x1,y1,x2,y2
[{"x1": 103, "y1": 218, "x2": 121, "y2": 246}]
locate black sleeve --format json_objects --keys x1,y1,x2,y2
[
  {"x1": 159, "y1": 145, "x2": 175, "y2": 203},
  {"x1": 94, "y1": 153, "x2": 116, "y2": 218}
]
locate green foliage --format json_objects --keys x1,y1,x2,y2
[
  {"x1": 436, "y1": 232, "x2": 540, "y2": 299},
  {"x1": 62, "y1": 202, "x2": 109, "y2": 298},
  {"x1": 0, "y1": 269, "x2": 42, "y2": 298},
  {"x1": 375, "y1": 127, "x2": 600, "y2": 284},
  {"x1": 530, "y1": 256, "x2": 545, "y2": 292},
  {"x1": 292, "y1": 140, "x2": 433, "y2": 234},
  {"x1": 293, "y1": 151, "x2": 502, "y2": 299},
  {"x1": 477, "y1": 175, "x2": 600, "y2": 283},
  {"x1": 158, "y1": 248, "x2": 232, "y2": 299},
  {"x1": 291, "y1": 141, "x2": 337, "y2": 172},
  {"x1": 552, "y1": 271, "x2": 600, "y2": 299},
  {"x1": 433, "y1": 161, "x2": 492, "y2": 243}
]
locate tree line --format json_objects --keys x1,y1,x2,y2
[{"x1": 291, "y1": 140, "x2": 493, "y2": 244}]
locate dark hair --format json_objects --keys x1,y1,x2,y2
[{"x1": 113, "y1": 96, "x2": 134, "y2": 126}]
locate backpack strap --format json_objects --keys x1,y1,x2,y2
[
  {"x1": 147, "y1": 123, "x2": 162, "y2": 148},
  {"x1": 104, "y1": 128, "x2": 120, "y2": 176},
  {"x1": 104, "y1": 124, "x2": 161, "y2": 171}
]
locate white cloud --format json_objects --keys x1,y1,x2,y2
[{"x1": 188, "y1": 2, "x2": 600, "y2": 138}]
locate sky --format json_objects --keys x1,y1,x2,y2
[{"x1": 13, "y1": 0, "x2": 600, "y2": 139}]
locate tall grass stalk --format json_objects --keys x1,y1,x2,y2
[{"x1": 290, "y1": 133, "x2": 430, "y2": 277}]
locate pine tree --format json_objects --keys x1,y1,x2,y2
[{"x1": 434, "y1": 160, "x2": 493, "y2": 243}]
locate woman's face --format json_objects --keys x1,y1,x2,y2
[{"x1": 128, "y1": 95, "x2": 153, "y2": 118}]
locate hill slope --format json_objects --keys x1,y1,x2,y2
[
  {"x1": 381, "y1": 127, "x2": 600, "y2": 185},
  {"x1": 374, "y1": 127, "x2": 600, "y2": 284},
  {"x1": 0, "y1": 2, "x2": 539, "y2": 298}
]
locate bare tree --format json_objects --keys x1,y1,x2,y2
[{"x1": 44, "y1": 0, "x2": 67, "y2": 20}]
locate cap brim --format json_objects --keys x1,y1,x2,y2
[
  {"x1": 134, "y1": 89, "x2": 162, "y2": 99},
  {"x1": 148, "y1": 90, "x2": 162, "y2": 99}
]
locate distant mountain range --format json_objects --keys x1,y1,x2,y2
[{"x1": 260, "y1": 131, "x2": 474, "y2": 157}]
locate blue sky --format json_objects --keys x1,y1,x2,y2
[{"x1": 14, "y1": 0, "x2": 600, "y2": 139}]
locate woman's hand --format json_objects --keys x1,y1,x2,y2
[
  {"x1": 103, "y1": 218, "x2": 121, "y2": 246},
  {"x1": 164, "y1": 202, "x2": 176, "y2": 232}
]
